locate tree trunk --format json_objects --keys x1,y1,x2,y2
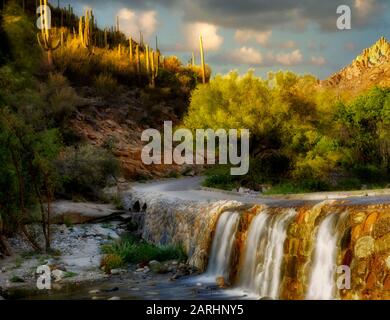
[
  {"x1": 0, "y1": 234, "x2": 11, "y2": 256},
  {"x1": 20, "y1": 225, "x2": 41, "y2": 252},
  {"x1": 47, "y1": 50, "x2": 53, "y2": 67}
]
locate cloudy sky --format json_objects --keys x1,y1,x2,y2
[{"x1": 53, "y1": 0, "x2": 390, "y2": 79}]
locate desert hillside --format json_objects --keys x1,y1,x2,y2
[{"x1": 322, "y1": 37, "x2": 390, "y2": 94}]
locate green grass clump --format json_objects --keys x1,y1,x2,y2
[
  {"x1": 100, "y1": 254, "x2": 124, "y2": 273},
  {"x1": 101, "y1": 235, "x2": 186, "y2": 265},
  {"x1": 63, "y1": 271, "x2": 78, "y2": 279},
  {"x1": 10, "y1": 275, "x2": 25, "y2": 283}
]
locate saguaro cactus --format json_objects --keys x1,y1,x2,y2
[
  {"x1": 136, "y1": 44, "x2": 140, "y2": 73},
  {"x1": 37, "y1": 0, "x2": 60, "y2": 67},
  {"x1": 129, "y1": 37, "x2": 133, "y2": 64},
  {"x1": 192, "y1": 52, "x2": 196, "y2": 66},
  {"x1": 199, "y1": 35, "x2": 206, "y2": 84},
  {"x1": 104, "y1": 28, "x2": 108, "y2": 49},
  {"x1": 83, "y1": 10, "x2": 93, "y2": 49},
  {"x1": 145, "y1": 45, "x2": 150, "y2": 73},
  {"x1": 150, "y1": 50, "x2": 159, "y2": 86}
]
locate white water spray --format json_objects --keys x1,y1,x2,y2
[
  {"x1": 306, "y1": 214, "x2": 339, "y2": 300},
  {"x1": 239, "y1": 209, "x2": 296, "y2": 299},
  {"x1": 206, "y1": 211, "x2": 240, "y2": 279}
]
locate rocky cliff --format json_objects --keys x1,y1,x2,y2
[
  {"x1": 323, "y1": 37, "x2": 390, "y2": 93},
  {"x1": 70, "y1": 88, "x2": 189, "y2": 180}
]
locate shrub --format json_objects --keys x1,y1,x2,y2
[
  {"x1": 55, "y1": 145, "x2": 120, "y2": 200},
  {"x1": 93, "y1": 73, "x2": 120, "y2": 99},
  {"x1": 39, "y1": 73, "x2": 79, "y2": 127},
  {"x1": 100, "y1": 253, "x2": 124, "y2": 273}
]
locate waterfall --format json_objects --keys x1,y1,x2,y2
[
  {"x1": 306, "y1": 214, "x2": 339, "y2": 300},
  {"x1": 239, "y1": 209, "x2": 296, "y2": 299},
  {"x1": 238, "y1": 211, "x2": 270, "y2": 292},
  {"x1": 206, "y1": 211, "x2": 240, "y2": 279}
]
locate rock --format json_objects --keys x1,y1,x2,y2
[
  {"x1": 238, "y1": 187, "x2": 251, "y2": 194},
  {"x1": 373, "y1": 217, "x2": 390, "y2": 239},
  {"x1": 149, "y1": 261, "x2": 168, "y2": 274},
  {"x1": 355, "y1": 236, "x2": 375, "y2": 258},
  {"x1": 110, "y1": 269, "x2": 125, "y2": 275},
  {"x1": 51, "y1": 269, "x2": 65, "y2": 282},
  {"x1": 171, "y1": 261, "x2": 178, "y2": 266},
  {"x1": 1, "y1": 267, "x2": 6, "y2": 273},
  {"x1": 108, "y1": 296, "x2": 121, "y2": 300},
  {"x1": 92, "y1": 225, "x2": 120, "y2": 240},
  {"x1": 148, "y1": 260, "x2": 160, "y2": 268},
  {"x1": 351, "y1": 212, "x2": 366, "y2": 225},
  {"x1": 216, "y1": 276, "x2": 226, "y2": 288},
  {"x1": 51, "y1": 201, "x2": 118, "y2": 224},
  {"x1": 375, "y1": 233, "x2": 390, "y2": 254},
  {"x1": 51, "y1": 270, "x2": 65, "y2": 282},
  {"x1": 363, "y1": 213, "x2": 378, "y2": 233},
  {"x1": 0, "y1": 296, "x2": 5, "y2": 300},
  {"x1": 58, "y1": 224, "x2": 69, "y2": 234},
  {"x1": 136, "y1": 268, "x2": 144, "y2": 272},
  {"x1": 386, "y1": 256, "x2": 390, "y2": 270},
  {"x1": 89, "y1": 289, "x2": 100, "y2": 295},
  {"x1": 143, "y1": 266, "x2": 150, "y2": 274}
]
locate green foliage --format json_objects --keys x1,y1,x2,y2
[
  {"x1": 9, "y1": 275, "x2": 25, "y2": 283},
  {"x1": 186, "y1": 72, "x2": 390, "y2": 192},
  {"x1": 63, "y1": 271, "x2": 78, "y2": 278},
  {"x1": 101, "y1": 234, "x2": 187, "y2": 265},
  {"x1": 93, "y1": 73, "x2": 120, "y2": 99},
  {"x1": 2, "y1": 1, "x2": 40, "y2": 71},
  {"x1": 39, "y1": 73, "x2": 79, "y2": 128}
]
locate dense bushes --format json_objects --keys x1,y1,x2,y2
[
  {"x1": 55, "y1": 145, "x2": 120, "y2": 200},
  {"x1": 185, "y1": 71, "x2": 390, "y2": 192}
]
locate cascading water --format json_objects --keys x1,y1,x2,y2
[
  {"x1": 238, "y1": 209, "x2": 296, "y2": 299},
  {"x1": 306, "y1": 214, "x2": 339, "y2": 300},
  {"x1": 205, "y1": 211, "x2": 240, "y2": 280},
  {"x1": 238, "y1": 211, "x2": 270, "y2": 292}
]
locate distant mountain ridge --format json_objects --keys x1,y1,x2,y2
[{"x1": 322, "y1": 37, "x2": 390, "y2": 93}]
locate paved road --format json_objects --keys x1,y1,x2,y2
[{"x1": 131, "y1": 177, "x2": 390, "y2": 207}]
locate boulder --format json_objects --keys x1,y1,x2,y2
[
  {"x1": 110, "y1": 269, "x2": 126, "y2": 275},
  {"x1": 149, "y1": 261, "x2": 168, "y2": 274},
  {"x1": 51, "y1": 201, "x2": 118, "y2": 224},
  {"x1": 51, "y1": 270, "x2": 65, "y2": 283},
  {"x1": 354, "y1": 236, "x2": 375, "y2": 258},
  {"x1": 216, "y1": 276, "x2": 226, "y2": 288},
  {"x1": 89, "y1": 289, "x2": 100, "y2": 295}
]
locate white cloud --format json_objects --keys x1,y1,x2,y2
[
  {"x1": 117, "y1": 8, "x2": 157, "y2": 41},
  {"x1": 231, "y1": 46, "x2": 263, "y2": 65},
  {"x1": 271, "y1": 49, "x2": 303, "y2": 66},
  {"x1": 235, "y1": 29, "x2": 272, "y2": 45},
  {"x1": 310, "y1": 56, "x2": 326, "y2": 66},
  {"x1": 184, "y1": 22, "x2": 224, "y2": 51}
]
